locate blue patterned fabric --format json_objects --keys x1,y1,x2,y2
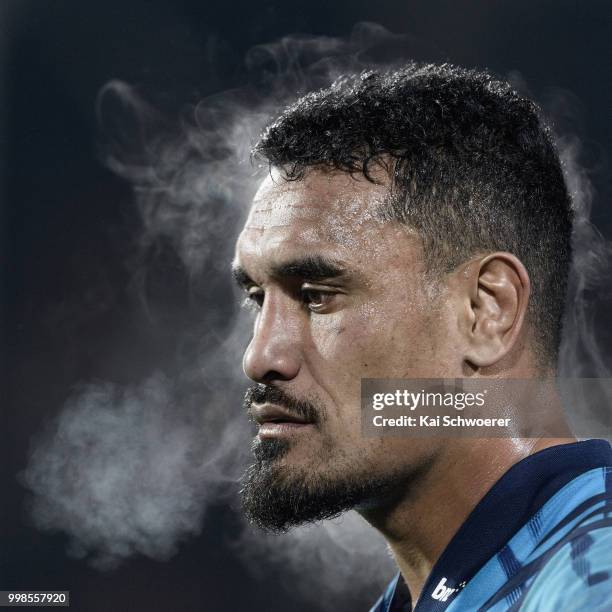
[{"x1": 371, "y1": 440, "x2": 612, "y2": 611}]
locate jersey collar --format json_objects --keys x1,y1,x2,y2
[{"x1": 387, "y1": 439, "x2": 612, "y2": 611}]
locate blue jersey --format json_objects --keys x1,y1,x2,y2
[{"x1": 371, "y1": 439, "x2": 612, "y2": 611}]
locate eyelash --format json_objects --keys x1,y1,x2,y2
[
  {"x1": 242, "y1": 289, "x2": 264, "y2": 311},
  {"x1": 241, "y1": 287, "x2": 334, "y2": 312},
  {"x1": 301, "y1": 288, "x2": 332, "y2": 311}
]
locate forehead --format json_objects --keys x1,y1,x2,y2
[{"x1": 235, "y1": 168, "x2": 420, "y2": 273}]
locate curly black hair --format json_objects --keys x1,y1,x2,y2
[{"x1": 253, "y1": 62, "x2": 573, "y2": 368}]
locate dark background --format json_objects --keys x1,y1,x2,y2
[{"x1": 2, "y1": 1, "x2": 611, "y2": 611}]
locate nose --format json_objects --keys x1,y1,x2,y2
[{"x1": 243, "y1": 293, "x2": 302, "y2": 384}]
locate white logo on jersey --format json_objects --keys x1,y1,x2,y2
[{"x1": 431, "y1": 577, "x2": 458, "y2": 602}]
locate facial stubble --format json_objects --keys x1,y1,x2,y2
[{"x1": 240, "y1": 386, "x2": 414, "y2": 533}]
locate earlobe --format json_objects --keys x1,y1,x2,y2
[{"x1": 462, "y1": 253, "x2": 530, "y2": 369}]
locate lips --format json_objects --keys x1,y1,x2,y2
[{"x1": 251, "y1": 403, "x2": 311, "y2": 426}]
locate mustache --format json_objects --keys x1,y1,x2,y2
[{"x1": 244, "y1": 384, "x2": 323, "y2": 425}]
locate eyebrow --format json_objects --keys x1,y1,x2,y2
[
  {"x1": 232, "y1": 265, "x2": 254, "y2": 289},
  {"x1": 232, "y1": 255, "x2": 349, "y2": 289}
]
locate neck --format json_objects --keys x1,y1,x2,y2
[{"x1": 359, "y1": 436, "x2": 576, "y2": 603}]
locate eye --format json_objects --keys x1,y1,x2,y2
[
  {"x1": 242, "y1": 286, "x2": 264, "y2": 311},
  {"x1": 301, "y1": 287, "x2": 335, "y2": 312}
]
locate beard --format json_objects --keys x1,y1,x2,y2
[
  {"x1": 239, "y1": 434, "x2": 411, "y2": 533},
  {"x1": 240, "y1": 383, "x2": 415, "y2": 533}
]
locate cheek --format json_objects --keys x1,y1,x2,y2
[
  {"x1": 309, "y1": 300, "x2": 429, "y2": 376},
  {"x1": 308, "y1": 309, "x2": 379, "y2": 364}
]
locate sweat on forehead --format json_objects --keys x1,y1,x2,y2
[
  {"x1": 235, "y1": 169, "x2": 423, "y2": 279},
  {"x1": 246, "y1": 168, "x2": 391, "y2": 231}
]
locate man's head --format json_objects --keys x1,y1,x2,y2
[{"x1": 233, "y1": 62, "x2": 573, "y2": 531}]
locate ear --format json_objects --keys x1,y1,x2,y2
[{"x1": 460, "y1": 253, "x2": 530, "y2": 368}]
